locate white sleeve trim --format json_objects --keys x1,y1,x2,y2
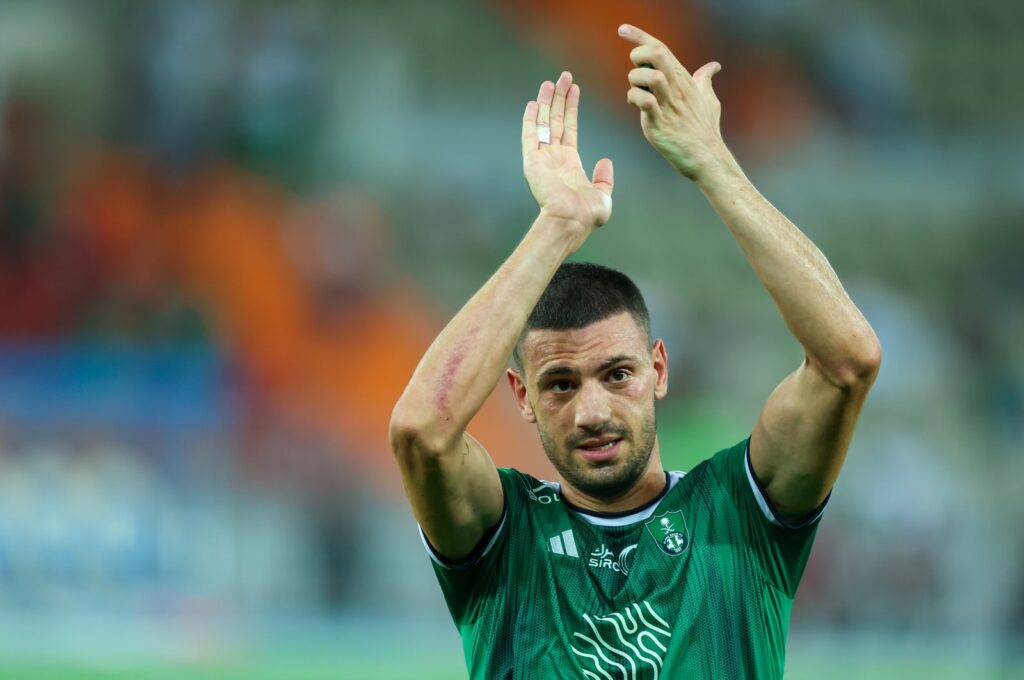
[
  {"x1": 418, "y1": 509, "x2": 508, "y2": 571},
  {"x1": 744, "y1": 442, "x2": 827, "y2": 529}
]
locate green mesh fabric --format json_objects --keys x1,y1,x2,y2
[{"x1": 426, "y1": 438, "x2": 821, "y2": 679}]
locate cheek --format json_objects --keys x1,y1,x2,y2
[
  {"x1": 617, "y1": 379, "x2": 649, "y2": 400},
  {"x1": 539, "y1": 395, "x2": 572, "y2": 418},
  {"x1": 637, "y1": 373, "x2": 660, "y2": 398},
  {"x1": 614, "y1": 382, "x2": 655, "y2": 420},
  {"x1": 536, "y1": 416, "x2": 567, "y2": 452},
  {"x1": 536, "y1": 402, "x2": 573, "y2": 437}
]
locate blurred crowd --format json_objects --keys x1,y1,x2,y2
[{"x1": 0, "y1": 0, "x2": 1022, "y2": 671}]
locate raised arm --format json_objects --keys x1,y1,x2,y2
[
  {"x1": 618, "y1": 24, "x2": 881, "y2": 522},
  {"x1": 389, "y1": 72, "x2": 615, "y2": 560}
]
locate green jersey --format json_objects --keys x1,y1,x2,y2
[{"x1": 421, "y1": 437, "x2": 825, "y2": 679}]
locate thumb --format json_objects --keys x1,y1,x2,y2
[
  {"x1": 591, "y1": 158, "x2": 614, "y2": 196},
  {"x1": 693, "y1": 61, "x2": 721, "y2": 91}
]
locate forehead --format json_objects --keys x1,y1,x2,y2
[{"x1": 521, "y1": 312, "x2": 649, "y2": 376}]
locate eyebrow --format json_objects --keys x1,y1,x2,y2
[{"x1": 536, "y1": 355, "x2": 640, "y2": 383}]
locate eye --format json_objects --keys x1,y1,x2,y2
[
  {"x1": 608, "y1": 368, "x2": 631, "y2": 383},
  {"x1": 549, "y1": 380, "x2": 575, "y2": 394}
]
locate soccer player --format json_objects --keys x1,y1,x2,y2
[{"x1": 390, "y1": 24, "x2": 881, "y2": 679}]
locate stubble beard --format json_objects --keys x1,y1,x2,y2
[{"x1": 538, "y1": 406, "x2": 658, "y2": 502}]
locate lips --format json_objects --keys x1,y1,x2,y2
[
  {"x1": 578, "y1": 436, "x2": 620, "y2": 448},
  {"x1": 576, "y1": 437, "x2": 623, "y2": 463}
]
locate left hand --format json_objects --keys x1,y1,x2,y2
[{"x1": 618, "y1": 24, "x2": 730, "y2": 182}]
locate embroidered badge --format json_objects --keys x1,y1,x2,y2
[{"x1": 645, "y1": 510, "x2": 690, "y2": 556}]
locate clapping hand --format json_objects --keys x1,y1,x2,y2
[
  {"x1": 522, "y1": 72, "x2": 614, "y2": 235},
  {"x1": 618, "y1": 24, "x2": 730, "y2": 182}
]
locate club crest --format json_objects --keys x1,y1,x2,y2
[{"x1": 645, "y1": 510, "x2": 690, "y2": 556}]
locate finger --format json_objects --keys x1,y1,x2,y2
[
  {"x1": 692, "y1": 61, "x2": 721, "y2": 93},
  {"x1": 549, "y1": 71, "x2": 572, "y2": 145},
  {"x1": 522, "y1": 100, "x2": 541, "y2": 156},
  {"x1": 620, "y1": 25, "x2": 693, "y2": 85},
  {"x1": 617, "y1": 23, "x2": 661, "y2": 47},
  {"x1": 536, "y1": 80, "x2": 555, "y2": 142},
  {"x1": 562, "y1": 83, "x2": 580, "y2": 148},
  {"x1": 628, "y1": 67, "x2": 670, "y2": 100},
  {"x1": 626, "y1": 87, "x2": 661, "y2": 119},
  {"x1": 628, "y1": 45, "x2": 690, "y2": 84},
  {"x1": 591, "y1": 158, "x2": 614, "y2": 197}
]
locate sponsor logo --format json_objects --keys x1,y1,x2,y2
[
  {"x1": 569, "y1": 600, "x2": 672, "y2": 679},
  {"x1": 527, "y1": 482, "x2": 561, "y2": 505},
  {"x1": 644, "y1": 511, "x2": 689, "y2": 556},
  {"x1": 588, "y1": 543, "x2": 637, "y2": 575},
  {"x1": 549, "y1": 529, "x2": 579, "y2": 558}
]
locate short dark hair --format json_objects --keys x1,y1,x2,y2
[{"x1": 512, "y1": 262, "x2": 651, "y2": 372}]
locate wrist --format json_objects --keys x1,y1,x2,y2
[
  {"x1": 687, "y1": 144, "x2": 744, "y2": 191},
  {"x1": 533, "y1": 211, "x2": 591, "y2": 252}
]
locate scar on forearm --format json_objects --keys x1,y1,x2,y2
[
  {"x1": 434, "y1": 327, "x2": 480, "y2": 414},
  {"x1": 435, "y1": 351, "x2": 464, "y2": 414}
]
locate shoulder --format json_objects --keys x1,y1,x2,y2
[
  {"x1": 498, "y1": 467, "x2": 561, "y2": 506},
  {"x1": 667, "y1": 438, "x2": 749, "y2": 512},
  {"x1": 692, "y1": 438, "x2": 749, "y2": 482},
  {"x1": 689, "y1": 437, "x2": 827, "y2": 530}
]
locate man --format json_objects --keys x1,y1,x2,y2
[{"x1": 390, "y1": 24, "x2": 881, "y2": 679}]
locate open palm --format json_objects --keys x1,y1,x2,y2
[{"x1": 522, "y1": 72, "x2": 614, "y2": 231}]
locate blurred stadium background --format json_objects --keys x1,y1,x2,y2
[{"x1": 0, "y1": 0, "x2": 1022, "y2": 678}]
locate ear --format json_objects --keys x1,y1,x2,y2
[
  {"x1": 651, "y1": 339, "x2": 669, "y2": 400},
  {"x1": 506, "y1": 368, "x2": 537, "y2": 423}
]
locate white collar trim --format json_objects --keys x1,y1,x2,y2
[{"x1": 560, "y1": 471, "x2": 686, "y2": 527}]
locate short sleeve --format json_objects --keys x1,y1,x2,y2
[
  {"x1": 419, "y1": 468, "x2": 520, "y2": 625},
  {"x1": 706, "y1": 437, "x2": 827, "y2": 597}
]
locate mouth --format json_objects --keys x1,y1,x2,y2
[{"x1": 575, "y1": 438, "x2": 623, "y2": 463}]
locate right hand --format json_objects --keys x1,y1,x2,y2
[{"x1": 522, "y1": 72, "x2": 614, "y2": 235}]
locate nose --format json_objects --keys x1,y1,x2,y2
[{"x1": 574, "y1": 379, "x2": 611, "y2": 431}]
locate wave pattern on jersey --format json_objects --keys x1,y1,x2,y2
[{"x1": 569, "y1": 600, "x2": 672, "y2": 680}]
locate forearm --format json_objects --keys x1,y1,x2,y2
[
  {"x1": 391, "y1": 214, "x2": 582, "y2": 449},
  {"x1": 696, "y1": 155, "x2": 881, "y2": 385}
]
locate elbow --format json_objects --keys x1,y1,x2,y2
[
  {"x1": 851, "y1": 339, "x2": 882, "y2": 385},
  {"x1": 388, "y1": 403, "x2": 459, "y2": 462},
  {"x1": 822, "y1": 330, "x2": 883, "y2": 390}
]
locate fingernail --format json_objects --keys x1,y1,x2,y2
[{"x1": 618, "y1": 24, "x2": 631, "y2": 36}]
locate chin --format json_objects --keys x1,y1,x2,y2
[{"x1": 565, "y1": 459, "x2": 644, "y2": 500}]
